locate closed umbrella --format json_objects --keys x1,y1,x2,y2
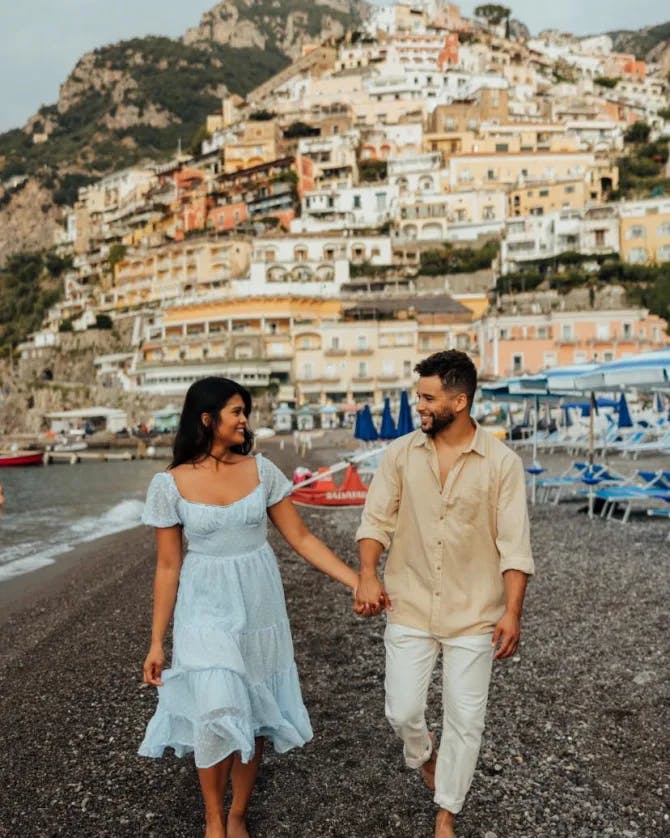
[
  {"x1": 616, "y1": 392, "x2": 633, "y2": 430},
  {"x1": 356, "y1": 405, "x2": 379, "y2": 443},
  {"x1": 397, "y1": 390, "x2": 414, "y2": 436},
  {"x1": 379, "y1": 397, "x2": 398, "y2": 440}
]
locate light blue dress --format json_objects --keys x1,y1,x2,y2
[{"x1": 138, "y1": 453, "x2": 313, "y2": 768}]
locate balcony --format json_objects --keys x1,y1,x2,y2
[
  {"x1": 324, "y1": 348, "x2": 347, "y2": 356},
  {"x1": 350, "y1": 347, "x2": 374, "y2": 356},
  {"x1": 351, "y1": 376, "x2": 374, "y2": 383}
]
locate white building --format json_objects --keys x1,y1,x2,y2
[{"x1": 292, "y1": 184, "x2": 400, "y2": 234}]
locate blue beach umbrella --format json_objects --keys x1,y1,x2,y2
[
  {"x1": 654, "y1": 391, "x2": 665, "y2": 415},
  {"x1": 379, "y1": 397, "x2": 398, "y2": 440},
  {"x1": 357, "y1": 404, "x2": 379, "y2": 442},
  {"x1": 353, "y1": 408, "x2": 363, "y2": 441},
  {"x1": 616, "y1": 392, "x2": 633, "y2": 430},
  {"x1": 397, "y1": 390, "x2": 414, "y2": 436}
]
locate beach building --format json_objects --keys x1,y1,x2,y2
[{"x1": 45, "y1": 407, "x2": 128, "y2": 435}]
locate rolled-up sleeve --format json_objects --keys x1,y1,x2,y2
[
  {"x1": 355, "y1": 448, "x2": 401, "y2": 550},
  {"x1": 496, "y1": 453, "x2": 534, "y2": 575}
]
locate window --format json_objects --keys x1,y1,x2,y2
[
  {"x1": 628, "y1": 247, "x2": 647, "y2": 264},
  {"x1": 445, "y1": 117, "x2": 456, "y2": 130},
  {"x1": 657, "y1": 244, "x2": 670, "y2": 262},
  {"x1": 483, "y1": 205, "x2": 496, "y2": 220},
  {"x1": 539, "y1": 189, "x2": 549, "y2": 197},
  {"x1": 294, "y1": 247, "x2": 308, "y2": 262},
  {"x1": 627, "y1": 225, "x2": 646, "y2": 240},
  {"x1": 421, "y1": 336, "x2": 430, "y2": 350},
  {"x1": 301, "y1": 363, "x2": 313, "y2": 380},
  {"x1": 375, "y1": 192, "x2": 387, "y2": 211},
  {"x1": 622, "y1": 323, "x2": 633, "y2": 339},
  {"x1": 330, "y1": 336, "x2": 340, "y2": 350},
  {"x1": 537, "y1": 326, "x2": 548, "y2": 338},
  {"x1": 487, "y1": 169, "x2": 496, "y2": 181},
  {"x1": 382, "y1": 360, "x2": 394, "y2": 376},
  {"x1": 543, "y1": 352, "x2": 557, "y2": 367},
  {"x1": 596, "y1": 323, "x2": 610, "y2": 340},
  {"x1": 603, "y1": 351, "x2": 614, "y2": 362},
  {"x1": 353, "y1": 195, "x2": 362, "y2": 209},
  {"x1": 357, "y1": 335, "x2": 368, "y2": 350},
  {"x1": 594, "y1": 229, "x2": 606, "y2": 247},
  {"x1": 574, "y1": 350, "x2": 587, "y2": 363},
  {"x1": 495, "y1": 143, "x2": 509, "y2": 152},
  {"x1": 264, "y1": 248, "x2": 276, "y2": 262},
  {"x1": 403, "y1": 360, "x2": 412, "y2": 377},
  {"x1": 358, "y1": 361, "x2": 368, "y2": 378},
  {"x1": 512, "y1": 353, "x2": 524, "y2": 373},
  {"x1": 658, "y1": 223, "x2": 670, "y2": 237},
  {"x1": 561, "y1": 324, "x2": 573, "y2": 340},
  {"x1": 565, "y1": 185, "x2": 575, "y2": 194}
]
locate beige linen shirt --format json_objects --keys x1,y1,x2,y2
[{"x1": 355, "y1": 423, "x2": 534, "y2": 637}]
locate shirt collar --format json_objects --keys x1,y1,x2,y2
[{"x1": 410, "y1": 420, "x2": 487, "y2": 457}]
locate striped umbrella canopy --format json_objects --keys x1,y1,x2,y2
[{"x1": 575, "y1": 349, "x2": 670, "y2": 391}]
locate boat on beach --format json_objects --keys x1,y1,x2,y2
[
  {"x1": 0, "y1": 451, "x2": 44, "y2": 467},
  {"x1": 291, "y1": 463, "x2": 369, "y2": 508}
]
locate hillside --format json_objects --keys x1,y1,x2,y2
[
  {"x1": 0, "y1": 0, "x2": 364, "y2": 262},
  {"x1": 607, "y1": 20, "x2": 670, "y2": 63}
]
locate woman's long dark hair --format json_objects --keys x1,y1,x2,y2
[{"x1": 170, "y1": 377, "x2": 254, "y2": 468}]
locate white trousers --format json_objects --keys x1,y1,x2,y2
[{"x1": 384, "y1": 622, "x2": 493, "y2": 814}]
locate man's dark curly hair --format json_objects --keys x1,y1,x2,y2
[{"x1": 414, "y1": 350, "x2": 477, "y2": 406}]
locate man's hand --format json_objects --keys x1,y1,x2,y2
[
  {"x1": 353, "y1": 572, "x2": 392, "y2": 617},
  {"x1": 492, "y1": 610, "x2": 520, "y2": 659}
]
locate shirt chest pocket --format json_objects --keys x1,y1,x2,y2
[{"x1": 446, "y1": 486, "x2": 487, "y2": 525}]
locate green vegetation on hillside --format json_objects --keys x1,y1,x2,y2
[
  {"x1": 0, "y1": 37, "x2": 289, "y2": 198},
  {"x1": 419, "y1": 241, "x2": 499, "y2": 275},
  {"x1": 0, "y1": 251, "x2": 68, "y2": 356},
  {"x1": 613, "y1": 121, "x2": 670, "y2": 199}
]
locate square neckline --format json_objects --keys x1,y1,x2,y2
[{"x1": 166, "y1": 453, "x2": 263, "y2": 509}]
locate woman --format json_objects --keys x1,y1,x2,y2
[{"x1": 140, "y1": 377, "x2": 360, "y2": 838}]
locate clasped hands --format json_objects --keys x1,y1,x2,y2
[{"x1": 353, "y1": 572, "x2": 392, "y2": 617}]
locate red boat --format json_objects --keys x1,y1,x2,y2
[
  {"x1": 291, "y1": 464, "x2": 368, "y2": 508},
  {"x1": 0, "y1": 451, "x2": 44, "y2": 467}
]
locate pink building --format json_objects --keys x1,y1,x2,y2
[{"x1": 477, "y1": 308, "x2": 669, "y2": 378}]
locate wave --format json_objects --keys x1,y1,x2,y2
[{"x1": 0, "y1": 498, "x2": 144, "y2": 582}]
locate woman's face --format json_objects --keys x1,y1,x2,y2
[{"x1": 211, "y1": 394, "x2": 248, "y2": 447}]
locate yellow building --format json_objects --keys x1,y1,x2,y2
[
  {"x1": 103, "y1": 238, "x2": 251, "y2": 312},
  {"x1": 224, "y1": 120, "x2": 285, "y2": 173},
  {"x1": 619, "y1": 198, "x2": 670, "y2": 264}
]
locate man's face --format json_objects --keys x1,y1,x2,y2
[{"x1": 416, "y1": 376, "x2": 467, "y2": 437}]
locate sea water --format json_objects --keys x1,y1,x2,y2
[{"x1": 0, "y1": 458, "x2": 170, "y2": 581}]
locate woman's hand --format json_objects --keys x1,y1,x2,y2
[{"x1": 143, "y1": 642, "x2": 165, "y2": 686}]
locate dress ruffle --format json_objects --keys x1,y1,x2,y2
[{"x1": 139, "y1": 663, "x2": 313, "y2": 768}]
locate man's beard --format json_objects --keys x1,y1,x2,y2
[{"x1": 421, "y1": 408, "x2": 456, "y2": 437}]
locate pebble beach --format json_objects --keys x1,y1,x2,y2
[{"x1": 0, "y1": 437, "x2": 668, "y2": 837}]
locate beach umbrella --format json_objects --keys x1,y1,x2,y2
[
  {"x1": 616, "y1": 392, "x2": 633, "y2": 430},
  {"x1": 355, "y1": 404, "x2": 379, "y2": 443},
  {"x1": 576, "y1": 349, "x2": 670, "y2": 391},
  {"x1": 397, "y1": 390, "x2": 414, "y2": 436},
  {"x1": 379, "y1": 397, "x2": 398, "y2": 440},
  {"x1": 353, "y1": 408, "x2": 363, "y2": 441},
  {"x1": 654, "y1": 391, "x2": 665, "y2": 414}
]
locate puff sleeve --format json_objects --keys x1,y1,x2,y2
[
  {"x1": 141, "y1": 472, "x2": 181, "y2": 528},
  {"x1": 259, "y1": 455, "x2": 293, "y2": 507}
]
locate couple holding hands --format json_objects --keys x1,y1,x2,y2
[{"x1": 140, "y1": 351, "x2": 533, "y2": 838}]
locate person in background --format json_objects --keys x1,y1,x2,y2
[
  {"x1": 140, "y1": 377, "x2": 360, "y2": 838},
  {"x1": 355, "y1": 351, "x2": 534, "y2": 838}
]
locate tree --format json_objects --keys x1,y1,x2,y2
[
  {"x1": 474, "y1": 4, "x2": 511, "y2": 26},
  {"x1": 624, "y1": 121, "x2": 651, "y2": 144}
]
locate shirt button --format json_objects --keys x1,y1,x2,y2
[
  {"x1": 435, "y1": 591, "x2": 440, "y2": 597},
  {"x1": 436, "y1": 565, "x2": 441, "y2": 571},
  {"x1": 437, "y1": 540, "x2": 442, "y2": 545}
]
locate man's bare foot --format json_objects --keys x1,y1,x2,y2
[
  {"x1": 420, "y1": 733, "x2": 437, "y2": 791},
  {"x1": 434, "y1": 809, "x2": 456, "y2": 838},
  {"x1": 227, "y1": 813, "x2": 250, "y2": 838}
]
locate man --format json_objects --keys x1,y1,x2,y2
[{"x1": 355, "y1": 351, "x2": 534, "y2": 838}]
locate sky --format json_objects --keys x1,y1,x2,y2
[{"x1": 1, "y1": 0, "x2": 669, "y2": 134}]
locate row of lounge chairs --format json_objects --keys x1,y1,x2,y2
[{"x1": 528, "y1": 461, "x2": 670, "y2": 539}]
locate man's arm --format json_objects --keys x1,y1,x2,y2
[
  {"x1": 493, "y1": 453, "x2": 534, "y2": 659},
  {"x1": 354, "y1": 447, "x2": 401, "y2": 615},
  {"x1": 492, "y1": 569, "x2": 528, "y2": 659},
  {"x1": 356, "y1": 538, "x2": 392, "y2": 614}
]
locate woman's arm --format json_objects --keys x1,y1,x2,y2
[
  {"x1": 268, "y1": 498, "x2": 359, "y2": 591},
  {"x1": 143, "y1": 525, "x2": 183, "y2": 686}
]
